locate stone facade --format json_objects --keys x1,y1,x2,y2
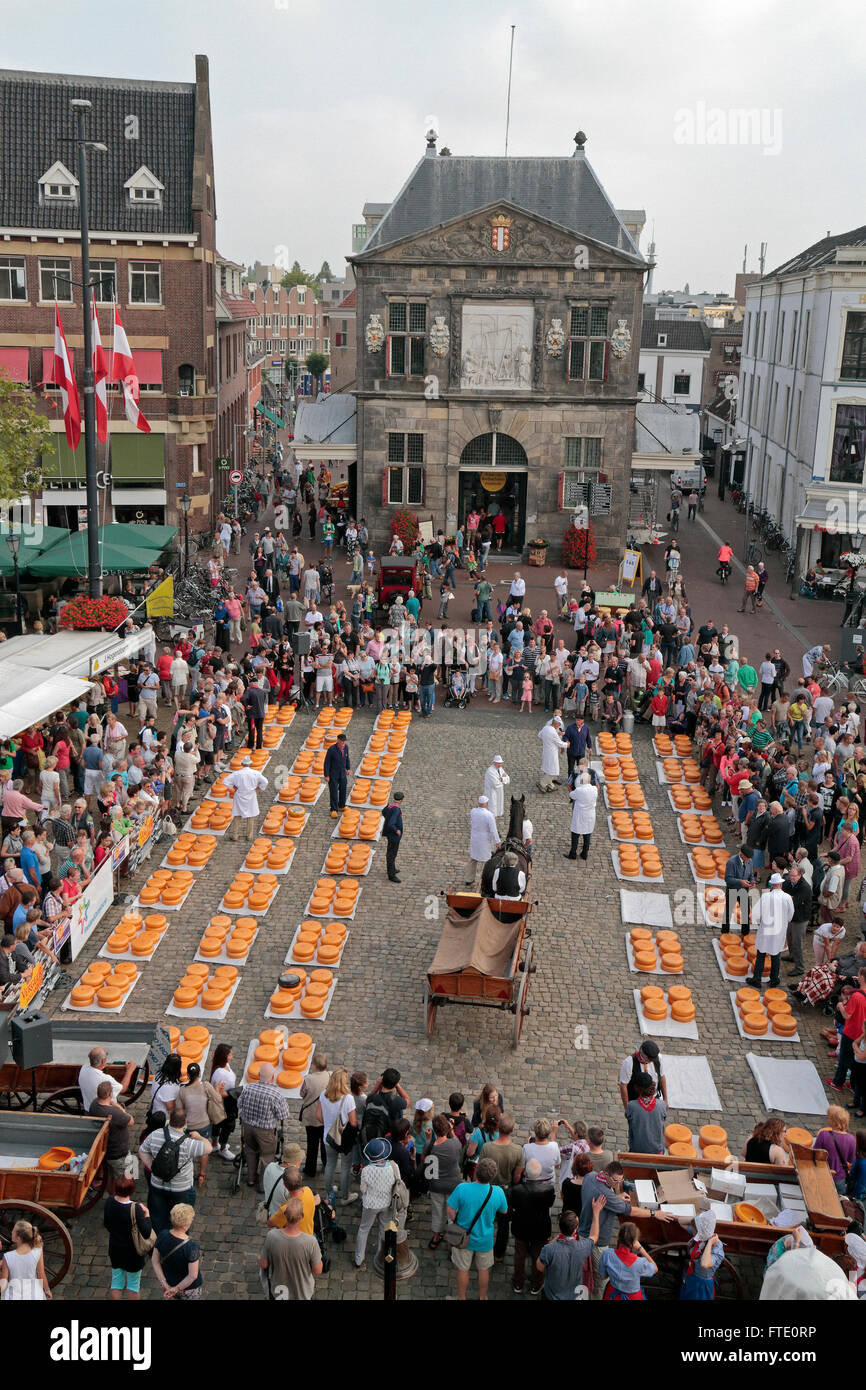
[{"x1": 352, "y1": 203, "x2": 644, "y2": 559}]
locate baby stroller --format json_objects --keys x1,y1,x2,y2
[
  {"x1": 444, "y1": 666, "x2": 470, "y2": 710},
  {"x1": 318, "y1": 560, "x2": 334, "y2": 606}
]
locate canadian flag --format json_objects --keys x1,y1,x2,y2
[
  {"x1": 112, "y1": 303, "x2": 151, "y2": 434},
  {"x1": 91, "y1": 293, "x2": 108, "y2": 443},
  {"x1": 52, "y1": 304, "x2": 81, "y2": 450}
]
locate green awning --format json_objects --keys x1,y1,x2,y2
[
  {"x1": 109, "y1": 433, "x2": 165, "y2": 481},
  {"x1": 255, "y1": 402, "x2": 287, "y2": 428},
  {"x1": 100, "y1": 522, "x2": 177, "y2": 552},
  {"x1": 40, "y1": 434, "x2": 85, "y2": 482},
  {"x1": 27, "y1": 533, "x2": 159, "y2": 577},
  {"x1": 0, "y1": 526, "x2": 72, "y2": 577}
]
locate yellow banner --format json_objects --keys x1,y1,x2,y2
[
  {"x1": 19, "y1": 961, "x2": 44, "y2": 1011},
  {"x1": 145, "y1": 575, "x2": 174, "y2": 619}
]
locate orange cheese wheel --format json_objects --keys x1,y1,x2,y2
[
  {"x1": 736, "y1": 987, "x2": 761, "y2": 1005},
  {"x1": 292, "y1": 941, "x2": 316, "y2": 961},
  {"x1": 246, "y1": 1062, "x2": 263, "y2": 1082},
  {"x1": 317, "y1": 944, "x2": 341, "y2": 964},
  {"x1": 269, "y1": 990, "x2": 295, "y2": 1013},
  {"x1": 763, "y1": 988, "x2": 788, "y2": 1004},
  {"x1": 742, "y1": 1011, "x2": 768, "y2": 1034},
  {"x1": 287, "y1": 1033, "x2": 313, "y2": 1053},
  {"x1": 277, "y1": 1070, "x2": 304, "y2": 1090},
  {"x1": 201, "y1": 989, "x2": 225, "y2": 1011},
  {"x1": 254, "y1": 1044, "x2": 280, "y2": 1064},
  {"x1": 305, "y1": 980, "x2": 330, "y2": 999},
  {"x1": 655, "y1": 931, "x2": 680, "y2": 946},
  {"x1": 185, "y1": 1026, "x2": 210, "y2": 1044},
  {"x1": 660, "y1": 954, "x2": 684, "y2": 972},
  {"x1": 667, "y1": 985, "x2": 691, "y2": 1003},
  {"x1": 640, "y1": 985, "x2": 664, "y2": 1002},
  {"x1": 671, "y1": 1000, "x2": 696, "y2": 1022},
  {"x1": 167, "y1": 1027, "x2": 181, "y2": 1049},
  {"x1": 131, "y1": 933, "x2": 157, "y2": 957},
  {"x1": 186, "y1": 963, "x2": 210, "y2": 980},
  {"x1": 629, "y1": 927, "x2": 653, "y2": 944},
  {"x1": 785, "y1": 1127, "x2": 813, "y2": 1147},
  {"x1": 71, "y1": 985, "x2": 96, "y2": 1007},
  {"x1": 699, "y1": 1125, "x2": 728, "y2": 1149},
  {"x1": 766, "y1": 999, "x2": 792, "y2": 1019},
  {"x1": 702, "y1": 1145, "x2": 731, "y2": 1163},
  {"x1": 226, "y1": 939, "x2": 249, "y2": 958},
  {"x1": 665, "y1": 1124, "x2": 692, "y2": 1144},
  {"x1": 213, "y1": 966, "x2": 238, "y2": 983},
  {"x1": 106, "y1": 934, "x2": 129, "y2": 953},
  {"x1": 300, "y1": 995, "x2": 324, "y2": 1017},
  {"x1": 634, "y1": 951, "x2": 658, "y2": 971},
  {"x1": 97, "y1": 986, "x2": 123, "y2": 1008},
  {"x1": 281, "y1": 1047, "x2": 309, "y2": 1070},
  {"x1": 643, "y1": 997, "x2": 667, "y2": 1019},
  {"x1": 668, "y1": 1141, "x2": 697, "y2": 1159},
  {"x1": 726, "y1": 955, "x2": 748, "y2": 976},
  {"x1": 771, "y1": 1014, "x2": 797, "y2": 1036},
  {"x1": 199, "y1": 937, "x2": 222, "y2": 958}
]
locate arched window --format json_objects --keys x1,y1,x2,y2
[{"x1": 459, "y1": 432, "x2": 527, "y2": 470}]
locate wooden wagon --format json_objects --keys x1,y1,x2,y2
[
  {"x1": 424, "y1": 893, "x2": 535, "y2": 1047},
  {"x1": 0, "y1": 1112, "x2": 109, "y2": 1287},
  {"x1": 618, "y1": 1145, "x2": 850, "y2": 1299},
  {"x1": 0, "y1": 1019, "x2": 164, "y2": 1114}
]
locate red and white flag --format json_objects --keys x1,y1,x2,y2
[
  {"x1": 111, "y1": 303, "x2": 151, "y2": 434},
  {"x1": 51, "y1": 304, "x2": 81, "y2": 450},
  {"x1": 91, "y1": 293, "x2": 108, "y2": 443}
]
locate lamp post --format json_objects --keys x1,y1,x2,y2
[
  {"x1": 178, "y1": 493, "x2": 192, "y2": 579},
  {"x1": 6, "y1": 533, "x2": 23, "y2": 634},
  {"x1": 70, "y1": 99, "x2": 107, "y2": 599}
]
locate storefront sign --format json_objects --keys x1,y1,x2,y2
[
  {"x1": 480, "y1": 472, "x2": 506, "y2": 493},
  {"x1": 18, "y1": 962, "x2": 44, "y2": 1010},
  {"x1": 64, "y1": 858, "x2": 115, "y2": 961},
  {"x1": 88, "y1": 625, "x2": 154, "y2": 678}
]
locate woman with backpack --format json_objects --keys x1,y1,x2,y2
[
  {"x1": 316, "y1": 1068, "x2": 357, "y2": 1202},
  {"x1": 103, "y1": 1174, "x2": 154, "y2": 1301}
]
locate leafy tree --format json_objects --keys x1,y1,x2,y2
[
  {"x1": 305, "y1": 352, "x2": 329, "y2": 394},
  {"x1": 317, "y1": 261, "x2": 335, "y2": 282},
  {"x1": 0, "y1": 372, "x2": 53, "y2": 501},
  {"x1": 281, "y1": 261, "x2": 319, "y2": 291}
]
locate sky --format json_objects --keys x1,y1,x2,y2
[{"x1": 4, "y1": 0, "x2": 864, "y2": 289}]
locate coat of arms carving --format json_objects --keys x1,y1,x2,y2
[
  {"x1": 429, "y1": 314, "x2": 450, "y2": 357},
  {"x1": 610, "y1": 318, "x2": 632, "y2": 359},
  {"x1": 364, "y1": 313, "x2": 385, "y2": 353},
  {"x1": 489, "y1": 215, "x2": 513, "y2": 253},
  {"x1": 546, "y1": 318, "x2": 566, "y2": 358}
]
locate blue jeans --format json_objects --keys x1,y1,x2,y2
[
  {"x1": 478, "y1": 600, "x2": 491, "y2": 622},
  {"x1": 420, "y1": 685, "x2": 434, "y2": 715},
  {"x1": 790, "y1": 722, "x2": 805, "y2": 749},
  {"x1": 148, "y1": 1183, "x2": 196, "y2": 1236},
  {"x1": 833, "y1": 1032, "x2": 855, "y2": 1089}
]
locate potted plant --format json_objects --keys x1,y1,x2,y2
[
  {"x1": 562, "y1": 521, "x2": 596, "y2": 572},
  {"x1": 389, "y1": 508, "x2": 420, "y2": 550},
  {"x1": 528, "y1": 537, "x2": 549, "y2": 567}
]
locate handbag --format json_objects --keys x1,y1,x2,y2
[
  {"x1": 256, "y1": 1172, "x2": 286, "y2": 1226},
  {"x1": 445, "y1": 1182, "x2": 494, "y2": 1249},
  {"x1": 206, "y1": 1081, "x2": 226, "y2": 1127},
  {"x1": 129, "y1": 1202, "x2": 157, "y2": 1256}
]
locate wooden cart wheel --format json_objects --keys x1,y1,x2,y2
[
  {"x1": 0, "y1": 1199, "x2": 73, "y2": 1288},
  {"x1": 75, "y1": 1161, "x2": 108, "y2": 1215},
  {"x1": 125, "y1": 1066, "x2": 150, "y2": 1104},
  {"x1": 37, "y1": 1086, "x2": 85, "y2": 1116},
  {"x1": 424, "y1": 987, "x2": 439, "y2": 1038},
  {"x1": 0, "y1": 1089, "x2": 37, "y2": 1111},
  {"x1": 646, "y1": 1241, "x2": 744, "y2": 1301},
  {"x1": 511, "y1": 939, "x2": 533, "y2": 1049}
]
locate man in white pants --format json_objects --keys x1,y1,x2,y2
[
  {"x1": 224, "y1": 756, "x2": 268, "y2": 840},
  {"x1": 466, "y1": 795, "x2": 499, "y2": 887},
  {"x1": 483, "y1": 755, "x2": 510, "y2": 819},
  {"x1": 538, "y1": 716, "x2": 568, "y2": 793}
]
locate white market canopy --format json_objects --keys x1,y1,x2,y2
[
  {"x1": 0, "y1": 663, "x2": 91, "y2": 740},
  {"x1": 292, "y1": 392, "x2": 357, "y2": 461},
  {"x1": 0, "y1": 626, "x2": 155, "y2": 739}
]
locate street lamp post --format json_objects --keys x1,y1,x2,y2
[
  {"x1": 6, "y1": 533, "x2": 23, "y2": 634},
  {"x1": 70, "y1": 99, "x2": 107, "y2": 600},
  {"x1": 178, "y1": 493, "x2": 192, "y2": 578}
]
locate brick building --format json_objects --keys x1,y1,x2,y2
[
  {"x1": 324, "y1": 287, "x2": 357, "y2": 391},
  {"x1": 350, "y1": 134, "x2": 646, "y2": 557},
  {"x1": 246, "y1": 280, "x2": 329, "y2": 384},
  {"x1": 216, "y1": 254, "x2": 256, "y2": 472},
  {"x1": 0, "y1": 57, "x2": 218, "y2": 530}
]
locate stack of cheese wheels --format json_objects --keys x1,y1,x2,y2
[
  {"x1": 691, "y1": 849, "x2": 717, "y2": 880},
  {"x1": 680, "y1": 814, "x2": 703, "y2": 843},
  {"x1": 624, "y1": 784, "x2": 645, "y2": 808},
  {"x1": 607, "y1": 781, "x2": 627, "y2": 808},
  {"x1": 334, "y1": 708, "x2": 352, "y2": 728},
  {"x1": 248, "y1": 874, "x2": 277, "y2": 911},
  {"x1": 736, "y1": 985, "x2": 769, "y2": 1034},
  {"x1": 368, "y1": 779, "x2": 391, "y2": 806},
  {"x1": 177, "y1": 1024, "x2": 210, "y2": 1078},
  {"x1": 269, "y1": 969, "x2": 306, "y2": 1015},
  {"x1": 368, "y1": 731, "x2": 387, "y2": 753},
  {"x1": 273, "y1": 778, "x2": 301, "y2": 809},
  {"x1": 333, "y1": 878, "x2": 359, "y2": 916},
  {"x1": 309, "y1": 878, "x2": 338, "y2": 915},
  {"x1": 210, "y1": 777, "x2": 229, "y2": 797},
  {"x1": 670, "y1": 785, "x2": 693, "y2": 812},
  {"x1": 350, "y1": 778, "x2": 373, "y2": 804},
  {"x1": 305, "y1": 728, "x2": 325, "y2": 750},
  {"x1": 246, "y1": 1029, "x2": 282, "y2": 1083},
  {"x1": 393, "y1": 710, "x2": 412, "y2": 728},
  {"x1": 324, "y1": 842, "x2": 351, "y2": 874},
  {"x1": 386, "y1": 731, "x2": 407, "y2": 755},
  {"x1": 630, "y1": 929, "x2": 658, "y2": 971},
  {"x1": 641, "y1": 985, "x2": 667, "y2": 1020},
  {"x1": 719, "y1": 933, "x2": 749, "y2": 974},
  {"x1": 700, "y1": 816, "x2": 723, "y2": 844},
  {"x1": 291, "y1": 749, "x2": 315, "y2": 775},
  {"x1": 619, "y1": 756, "x2": 639, "y2": 782},
  {"x1": 655, "y1": 733, "x2": 674, "y2": 756},
  {"x1": 668, "y1": 984, "x2": 694, "y2": 1021},
  {"x1": 167, "y1": 832, "x2": 218, "y2": 868},
  {"x1": 699, "y1": 1125, "x2": 731, "y2": 1162},
  {"x1": 611, "y1": 810, "x2": 635, "y2": 839},
  {"x1": 174, "y1": 963, "x2": 237, "y2": 1012},
  {"x1": 639, "y1": 844, "x2": 662, "y2": 878},
  {"x1": 602, "y1": 755, "x2": 623, "y2": 782},
  {"x1": 663, "y1": 758, "x2": 683, "y2": 783},
  {"x1": 300, "y1": 968, "x2": 333, "y2": 1019},
  {"x1": 336, "y1": 809, "x2": 360, "y2": 840},
  {"x1": 316, "y1": 706, "x2": 337, "y2": 726},
  {"x1": 682, "y1": 758, "x2": 701, "y2": 784},
  {"x1": 597, "y1": 732, "x2": 617, "y2": 754},
  {"x1": 300, "y1": 771, "x2": 322, "y2": 797},
  {"x1": 656, "y1": 931, "x2": 683, "y2": 972},
  {"x1": 665, "y1": 1123, "x2": 693, "y2": 1155},
  {"x1": 263, "y1": 803, "x2": 290, "y2": 834},
  {"x1": 357, "y1": 811, "x2": 381, "y2": 840},
  {"x1": 674, "y1": 735, "x2": 693, "y2": 757},
  {"x1": 78, "y1": 962, "x2": 138, "y2": 1009},
  {"x1": 346, "y1": 843, "x2": 372, "y2": 874},
  {"x1": 275, "y1": 704, "x2": 295, "y2": 725},
  {"x1": 190, "y1": 799, "x2": 218, "y2": 830},
  {"x1": 615, "y1": 733, "x2": 633, "y2": 754},
  {"x1": 618, "y1": 844, "x2": 641, "y2": 878},
  {"x1": 632, "y1": 811, "x2": 653, "y2": 840},
  {"x1": 262, "y1": 726, "x2": 283, "y2": 749},
  {"x1": 277, "y1": 1031, "x2": 315, "y2": 1090},
  {"x1": 224, "y1": 917, "x2": 258, "y2": 960},
  {"x1": 245, "y1": 837, "x2": 295, "y2": 872},
  {"x1": 291, "y1": 920, "x2": 348, "y2": 966},
  {"x1": 764, "y1": 988, "x2": 796, "y2": 1036},
  {"x1": 376, "y1": 710, "x2": 395, "y2": 729}
]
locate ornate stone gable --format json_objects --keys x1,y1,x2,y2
[{"x1": 369, "y1": 206, "x2": 636, "y2": 270}]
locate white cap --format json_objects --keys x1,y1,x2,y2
[
  {"x1": 769, "y1": 872, "x2": 784, "y2": 885},
  {"x1": 478, "y1": 795, "x2": 489, "y2": 805},
  {"x1": 241, "y1": 756, "x2": 252, "y2": 766},
  {"x1": 416, "y1": 1098, "x2": 433, "y2": 1113},
  {"x1": 493, "y1": 755, "x2": 504, "y2": 764}
]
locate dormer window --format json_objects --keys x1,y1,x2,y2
[
  {"x1": 124, "y1": 165, "x2": 164, "y2": 208},
  {"x1": 38, "y1": 161, "x2": 78, "y2": 206},
  {"x1": 657, "y1": 333, "x2": 668, "y2": 347}
]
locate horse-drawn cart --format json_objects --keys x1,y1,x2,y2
[
  {"x1": 618, "y1": 1146, "x2": 850, "y2": 1299},
  {"x1": 424, "y1": 892, "x2": 535, "y2": 1047},
  {"x1": 0, "y1": 1111, "x2": 109, "y2": 1286},
  {"x1": 0, "y1": 1019, "x2": 164, "y2": 1114}
]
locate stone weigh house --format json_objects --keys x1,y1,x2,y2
[{"x1": 351, "y1": 133, "x2": 647, "y2": 558}]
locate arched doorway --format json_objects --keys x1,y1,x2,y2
[{"x1": 457, "y1": 433, "x2": 528, "y2": 552}]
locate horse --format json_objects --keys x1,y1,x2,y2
[{"x1": 480, "y1": 793, "x2": 530, "y2": 897}]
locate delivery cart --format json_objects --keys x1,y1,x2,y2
[
  {"x1": 423, "y1": 892, "x2": 535, "y2": 1048},
  {"x1": 0, "y1": 1020, "x2": 165, "y2": 1114},
  {"x1": 0, "y1": 1111, "x2": 109, "y2": 1286}
]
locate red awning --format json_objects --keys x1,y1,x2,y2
[
  {"x1": 0, "y1": 347, "x2": 29, "y2": 383},
  {"x1": 41, "y1": 346, "x2": 75, "y2": 385},
  {"x1": 132, "y1": 349, "x2": 162, "y2": 385}
]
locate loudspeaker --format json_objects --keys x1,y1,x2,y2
[
  {"x1": 10, "y1": 1010, "x2": 53, "y2": 1070},
  {"x1": 294, "y1": 631, "x2": 312, "y2": 655}
]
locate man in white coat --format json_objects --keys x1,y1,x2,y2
[
  {"x1": 483, "y1": 755, "x2": 510, "y2": 819},
  {"x1": 224, "y1": 756, "x2": 268, "y2": 840},
  {"x1": 538, "y1": 716, "x2": 567, "y2": 793},
  {"x1": 748, "y1": 872, "x2": 793, "y2": 990},
  {"x1": 465, "y1": 795, "x2": 500, "y2": 887},
  {"x1": 566, "y1": 771, "x2": 598, "y2": 861}
]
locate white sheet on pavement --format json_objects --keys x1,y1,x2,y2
[
  {"x1": 619, "y1": 889, "x2": 673, "y2": 927},
  {"x1": 746, "y1": 1053, "x2": 829, "y2": 1116},
  {"x1": 664, "y1": 1055, "x2": 723, "y2": 1112}
]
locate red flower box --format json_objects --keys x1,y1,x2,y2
[{"x1": 59, "y1": 595, "x2": 130, "y2": 631}]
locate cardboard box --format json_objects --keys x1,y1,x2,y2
[
  {"x1": 660, "y1": 1202, "x2": 702, "y2": 1217},
  {"x1": 655, "y1": 1168, "x2": 709, "y2": 1212},
  {"x1": 708, "y1": 1167, "x2": 746, "y2": 1200}
]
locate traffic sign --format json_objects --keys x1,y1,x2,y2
[{"x1": 229, "y1": 470, "x2": 243, "y2": 485}]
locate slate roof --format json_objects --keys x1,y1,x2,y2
[
  {"x1": 359, "y1": 150, "x2": 643, "y2": 259},
  {"x1": 767, "y1": 224, "x2": 866, "y2": 278},
  {"x1": 0, "y1": 67, "x2": 196, "y2": 235},
  {"x1": 640, "y1": 314, "x2": 711, "y2": 352}
]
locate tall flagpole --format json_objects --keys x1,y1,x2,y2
[
  {"x1": 71, "y1": 98, "x2": 102, "y2": 598},
  {"x1": 504, "y1": 25, "x2": 516, "y2": 155}
]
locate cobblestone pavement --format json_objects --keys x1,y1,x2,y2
[{"x1": 44, "y1": 690, "x2": 851, "y2": 1301}]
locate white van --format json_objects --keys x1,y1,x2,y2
[{"x1": 670, "y1": 463, "x2": 706, "y2": 494}]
